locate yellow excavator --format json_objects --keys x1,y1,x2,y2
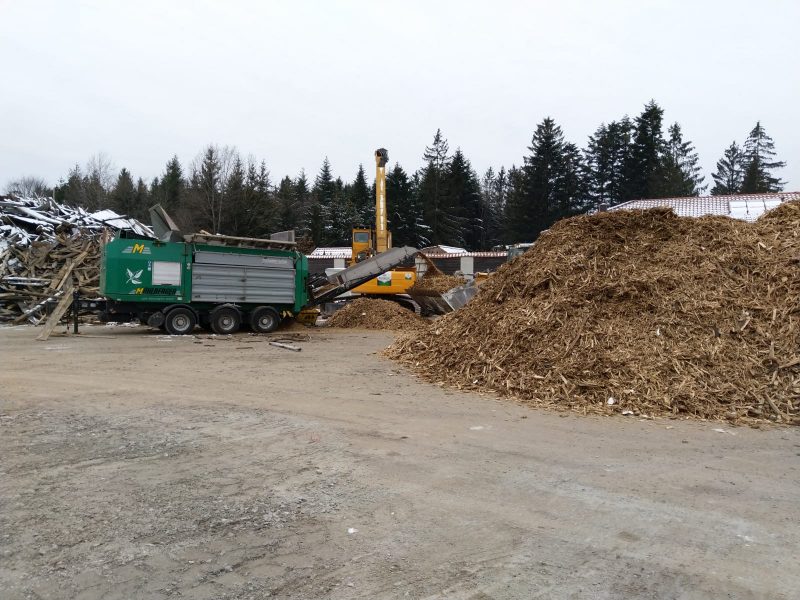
[{"x1": 348, "y1": 148, "x2": 419, "y2": 296}]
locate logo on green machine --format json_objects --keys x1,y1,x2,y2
[
  {"x1": 122, "y1": 243, "x2": 151, "y2": 255},
  {"x1": 126, "y1": 268, "x2": 143, "y2": 285}
]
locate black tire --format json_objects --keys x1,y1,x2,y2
[
  {"x1": 250, "y1": 306, "x2": 281, "y2": 333},
  {"x1": 164, "y1": 307, "x2": 196, "y2": 335},
  {"x1": 210, "y1": 306, "x2": 241, "y2": 335}
]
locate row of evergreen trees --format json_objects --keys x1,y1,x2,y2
[{"x1": 39, "y1": 100, "x2": 787, "y2": 250}]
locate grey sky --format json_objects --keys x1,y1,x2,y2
[{"x1": 2, "y1": 0, "x2": 798, "y2": 191}]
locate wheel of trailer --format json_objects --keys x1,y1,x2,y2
[
  {"x1": 250, "y1": 306, "x2": 280, "y2": 333},
  {"x1": 164, "y1": 307, "x2": 196, "y2": 335},
  {"x1": 210, "y1": 306, "x2": 241, "y2": 335}
]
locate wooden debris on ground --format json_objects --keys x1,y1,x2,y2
[
  {"x1": 327, "y1": 298, "x2": 427, "y2": 331},
  {"x1": 387, "y1": 202, "x2": 800, "y2": 425},
  {"x1": 1, "y1": 196, "x2": 152, "y2": 324},
  {"x1": 269, "y1": 341, "x2": 302, "y2": 352}
]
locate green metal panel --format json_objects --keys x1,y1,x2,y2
[
  {"x1": 101, "y1": 236, "x2": 309, "y2": 313},
  {"x1": 101, "y1": 238, "x2": 189, "y2": 303}
]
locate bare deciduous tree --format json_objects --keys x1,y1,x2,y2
[{"x1": 5, "y1": 175, "x2": 51, "y2": 197}]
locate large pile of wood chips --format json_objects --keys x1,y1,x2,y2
[
  {"x1": 388, "y1": 203, "x2": 800, "y2": 424},
  {"x1": 327, "y1": 297, "x2": 426, "y2": 331}
]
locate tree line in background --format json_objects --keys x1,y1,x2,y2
[{"x1": 5, "y1": 101, "x2": 787, "y2": 250}]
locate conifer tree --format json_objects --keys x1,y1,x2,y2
[
  {"x1": 623, "y1": 100, "x2": 666, "y2": 200},
  {"x1": 585, "y1": 118, "x2": 632, "y2": 206},
  {"x1": 418, "y1": 129, "x2": 459, "y2": 244},
  {"x1": 274, "y1": 175, "x2": 298, "y2": 232},
  {"x1": 325, "y1": 176, "x2": 356, "y2": 246},
  {"x1": 654, "y1": 123, "x2": 706, "y2": 197},
  {"x1": 55, "y1": 165, "x2": 87, "y2": 207},
  {"x1": 294, "y1": 170, "x2": 311, "y2": 239},
  {"x1": 191, "y1": 145, "x2": 223, "y2": 232},
  {"x1": 740, "y1": 122, "x2": 786, "y2": 193},
  {"x1": 110, "y1": 168, "x2": 137, "y2": 217},
  {"x1": 517, "y1": 118, "x2": 585, "y2": 240},
  {"x1": 349, "y1": 164, "x2": 372, "y2": 228},
  {"x1": 502, "y1": 166, "x2": 528, "y2": 243},
  {"x1": 221, "y1": 156, "x2": 245, "y2": 235},
  {"x1": 711, "y1": 142, "x2": 744, "y2": 195},
  {"x1": 387, "y1": 163, "x2": 429, "y2": 248},
  {"x1": 134, "y1": 178, "x2": 150, "y2": 221},
  {"x1": 445, "y1": 148, "x2": 482, "y2": 249},
  {"x1": 310, "y1": 158, "x2": 335, "y2": 245},
  {"x1": 156, "y1": 155, "x2": 185, "y2": 210}
]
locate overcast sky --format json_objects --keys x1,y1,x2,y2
[{"x1": 1, "y1": 0, "x2": 798, "y2": 191}]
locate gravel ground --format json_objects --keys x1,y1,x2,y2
[{"x1": 1, "y1": 324, "x2": 798, "y2": 599}]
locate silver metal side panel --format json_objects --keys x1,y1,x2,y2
[
  {"x1": 191, "y1": 264, "x2": 295, "y2": 304},
  {"x1": 194, "y1": 251, "x2": 294, "y2": 269}
]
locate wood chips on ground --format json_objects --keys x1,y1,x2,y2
[
  {"x1": 327, "y1": 298, "x2": 426, "y2": 331},
  {"x1": 387, "y1": 203, "x2": 800, "y2": 424}
]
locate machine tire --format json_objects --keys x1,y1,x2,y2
[
  {"x1": 250, "y1": 306, "x2": 280, "y2": 333},
  {"x1": 164, "y1": 307, "x2": 196, "y2": 335},
  {"x1": 210, "y1": 306, "x2": 241, "y2": 335}
]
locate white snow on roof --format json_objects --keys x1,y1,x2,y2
[
  {"x1": 420, "y1": 245, "x2": 468, "y2": 255},
  {"x1": 308, "y1": 247, "x2": 352, "y2": 259},
  {"x1": 608, "y1": 192, "x2": 799, "y2": 223}
]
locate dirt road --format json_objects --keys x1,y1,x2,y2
[{"x1": 1, "y1": 325, "x2": 798, "y2": 599}]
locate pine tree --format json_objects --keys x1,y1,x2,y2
[
  {"x1": 387, "y1": 163, "x2": 430, "y2": 248},
  {"x1": 325, "y1": 176, "x2": 356, "y2": 246},
  {"x1": 585, "y1": 118, "x2": 632, "y2": 206},
  {"x1": 445, "y1": 148, "x2": 482, "y2": 249},
  {"x1": 156, "y1": 155, "x2": 185, "y2": 210},
  {"x1": 294, "y1": 170, "x2": 312, "y2": 239},
  {"x1": 653, "y1": 123, "x2": 706, "y2": 197},
  {"x1": 711, "y1": 142, "x2": 744, "y2": 195},
  {"x1": 349, "y1": 164, "x2": 372, "y2": 228},
  {"x1": 418, "y1": 129, "x2": 459, "y2": 244},
  {"x1": 740, "y1": 122, "x2": 786, "y2": 193},
  {"x1": 623, "y1": 100, "x2": 666, "y2": 200},
  {"x1": 55, "y1": 165, "x2": 87, "y2": 207},
  {"x1": 488, "y1": 166, "x2": 509, "y2": 247},
  {"x1": 275, "y1": 175, "x2": 298, "y2": 232},
  {"x1": 191, "y1": 145, "x2": 223, "y2": 232},
  {"x1": 221, "y1": 156, "x2": 245, "y2": 235},
  {"x1": 502, "y1": 166, "x2": 527, "y2": 243},
  {"x1": 310, "y1": 159, "x2": 335, "y2": 245},
  {"x1": 134, "y1": 178, "x2": 150, "y2": 221},
  {"x1": 110, "y1": 168, "x2": 137, "y2": 217},
  {"x1": 516, "y1": 118, "x2": 585, "y2": 240}
]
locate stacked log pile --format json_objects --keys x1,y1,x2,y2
[
  {"x1": 0, "y1": 196, "x2": 152, "y2": 323},
  {"x1": 388, "y1": 202, "x2": 800, "y2": 424}
]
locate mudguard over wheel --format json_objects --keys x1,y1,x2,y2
[{"x1": 250, "y1": 306, "x2": 280, "y2": 333}]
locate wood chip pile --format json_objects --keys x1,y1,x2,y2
[
  {"x1": 411, "y1": 272, "x2": 465, "y2": 294},
  {"x1": 327, "y1": 298, "x2": 427, "y2": 331},
  {"x1": 1, "y1": 196, "x2": 153, "y2": 323},
  {"x1": 388, "y1": 203, "x2": 800, "y2": 424}
]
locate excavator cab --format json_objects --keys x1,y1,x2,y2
[{"x1": 352, "y1": 228, "x2": 373, "y2": 263}]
